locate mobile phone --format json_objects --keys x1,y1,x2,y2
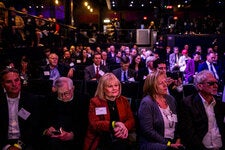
[{"x1": 52, "y1": 130, "x2": 61, "y2": 135}]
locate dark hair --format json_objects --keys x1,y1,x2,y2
[
  {"x1": 120, "y1": 56, "x2": 130, "y2": 64},
  {"x1": 193, "y1": 52, "x2": 200, "y2": 56},
  {"x1": 92, "y1": 52, "x2": 101, "y2": 59},
  {"x1": 153, "y1": 58, "x2": 166, "y2": 69},
  {"x1": 0, "y1": 68, "x2": 19, "y2": 82},
  {"x1": 44, "y1": 48, "x2": 51, "y2": 53}
]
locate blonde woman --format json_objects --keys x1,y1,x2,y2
[
  {"x1": 84, "y1": 73, "x2": 135, "y2": 150},
  {"x1": 138, "y1": 70, "x2": 183, "y2": 150}
]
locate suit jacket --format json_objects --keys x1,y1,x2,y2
[
  {"x1": 180, "y1": 94, "x2": 225, "y2": 150},
  {"x1": 0, "y1": 91, "x2": 47, "y2": 150},
  {"x1": 83, "y1": 96, "x2": 135, "y2": 150},
  {"x1": 84, "y1": 64, "x2": 109, "y2": 81},
  {"x1": 40, "y1": 64, "x2": 70, "y2": 80},
  {"x1": 198, "y1": 61, "x2": 219, "y2": 74},
  {"x1": 198, "y1": 61, "x2": 221, "y2": 80},
  {"x1": 184, "y1": 59, "x2": 195, "y2": 82},
  {"x1": 112, "y1": 68, "x2": 136, "y2": 82},
  {"x1": 138, "y1": 94, "x2": 179, "y2": 150},
  {"x1": 107, "y1": 52, "x2": 116, "y2": 65},
  {"x1": 169, "y1": 53, "x2": 181, "y2": 71},
  {"x1": 137, "y1": 67, "x2": 151, "y2": 82}
]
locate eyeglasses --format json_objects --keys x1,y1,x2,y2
[
  {"x1": 203, "y1": 81, "x2": 218, "y2": 86},
  {"x1": 58, "y1": 90, "x2": 71, "y2": 97}
]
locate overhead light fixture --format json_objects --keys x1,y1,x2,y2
[{"x1": 84, "y1": 2, "x2": 88, "y2": 6}]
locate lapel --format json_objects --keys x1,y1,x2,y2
[
  {"x1": 193, "y1": 94, "x2": 208, "y2": 120},
  {"x1": 91, "y1": 65, "x2": 96, "y2": 75}
]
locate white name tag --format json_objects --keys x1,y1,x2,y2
[
  {"x1": 95, "y1": 107, "x2": 107, "y2": 115},
  {"x1": 44, "y1": 71, "x2": 50, "y2": 76},
  {"x1": 99, "y1": 70, "x2": 105, "y2": 76},
  {"x1": 18, "y1": 108, "x2": 31, "y2": 120},
  {"x1": 128, "y1": 77, "x2": 135, "y2": 82},
  {"x1": 172, "y1": 114, "x2": 178, "y2": 122},
  {"x1": 70, "y1": 62, "x2": 75, "y2": 67}
]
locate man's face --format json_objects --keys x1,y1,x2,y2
[
  {"x1": 101, "y1": 52, "x2": 107, "y2": 60},
  {"x1": 49, "y1": 54, "x2": 58, "y2": 67},
  {"x1": 64, "y1": 51, "x2": 71, "y2": 59},
  {"x1": 198, "y1": 73, "x2": 218, "y2": 96},
  {"x1": 174, "y1": 49, "x2": 179, "y2": 54},
  {"x1": 57, "y1": 81, "x2": 73, "y2": 102},
  {"x1": 193, "y1": 54, "x2": 200, "y2": 61},
  {"x1": 93, "y1": 54, "x2": 102, "y2": 66},
  {"x1": 121, "y1": 62, "x2": 129, "y2": 71},
  {"x1": 157, "y1": 63, "x2": 167, "y2": 73},
  {"x1": 2, "y1": 72, "x2": 21, "y2": 98},
  {"x1": 207, "y1": 53, "x2": 215, "y2": 64}
]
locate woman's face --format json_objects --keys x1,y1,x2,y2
[
  {"x1": 156, "y1": 74, "x2": 168, "y2": 95},
  {"x1": 104, "y1": 80, "x2": 120, "y2": 100},
  {"x1": 135, "y1": 55, "x2": 141, "y2": 64}
]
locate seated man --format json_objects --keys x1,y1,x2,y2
[
  {"x1": 0, "y1": 68, "x2": 47, "y2": 150},
  {"x1": 112, "y1": 56, "x2": 136, "y2": 82},
  {"x1": 40, "y1": 53, "x2": 74, "y2": 85},
  {"x1": 43, "y1": 77, "x2": 90, "y2": 150},
  {"x1": 84, "y1": 52, "x2": 109, "y2": 81},
  {"x1": 180, "y1": 70, "x2": 225, "y2": 149}
]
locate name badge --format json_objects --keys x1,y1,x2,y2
[
  {"x1": 70, "y1": 62, "x2": 75, "y2": 67},
  {"x1": 95, "y1": 107, "x2": 107, "y2": 115},
  {"x1": 172, "y1": 114, "x2": 178, "y2": 122},
  {"x1": 99, "y1": 70, "x2": 105, "y2": 76},
  {"x1": 128, "y1": 77, "x2": 135, "y2": 82},
  {"x1": 18, "y1": 108, "x2": 31, "y2": 120},
  {"x1": 76, "y1": 60, "x2": 81, "y2": 63},
  {"x1": 44, "y1": 71, "x2": 50, "y2": 76}
]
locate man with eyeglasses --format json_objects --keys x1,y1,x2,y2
[
  {"x1": 42, "y1": 77, "x2": 90, "y2": 150},
  {"x1": 179, "y1": 70, "x2": 225, "y2": 150}
]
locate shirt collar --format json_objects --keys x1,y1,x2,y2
[
  {"x1": 7, "y1": 92, "x2": 21, "y2": 102},
  {"x1": 199, "y1": 93, "x2": 216, "y2": 107}
]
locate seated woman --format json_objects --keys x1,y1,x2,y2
[
  {"x1": 84, "y1": 73, "x2": 135, "y2": 150},
  {"x1": 138, "y1": 70, "x2": 183, "y2": 150}
]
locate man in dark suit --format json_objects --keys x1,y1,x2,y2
[
  {"x1": 198, "y1": 52, "x2": 220, "y2": 80},
  {"x1": 112, "y1": 56, "x2": 136, "y2": 82},
  {"x1": 180, "y1": 70, "x2": 225, "y2": 150},
  {"x1": 84, "y1": 52, "x2": 109, "y2": 81},
  {"x1": 0, "y1": 68, "x2": 47, "y2": 150}
]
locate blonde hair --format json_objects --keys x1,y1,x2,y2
[
  {"x1": 95, "y1": 73, "x2": 121, "y2": 100},
  {"x1": 143, "y1": 70, "x2": 166, "y2": 99}
]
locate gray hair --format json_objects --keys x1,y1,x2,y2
[
  {"x1": 55, "y1": 77, "x2": 74, "y2": 90},
  {"x1": 194, "y1": 70, "x2": 214, "y2": 89}
]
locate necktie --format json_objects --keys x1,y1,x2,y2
[
  {"x1": 124, "y1": 71, "x2": 127, "y2": 82},
  {"x1": 175, "y1": 54, "x2": 178, "y2": 63},
  {"x1": 96, "y1": 66, "x2": 99, "y2": 78},
  {"x1": 210, "y1": 64, "x2": 217, "y2": 79}
]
